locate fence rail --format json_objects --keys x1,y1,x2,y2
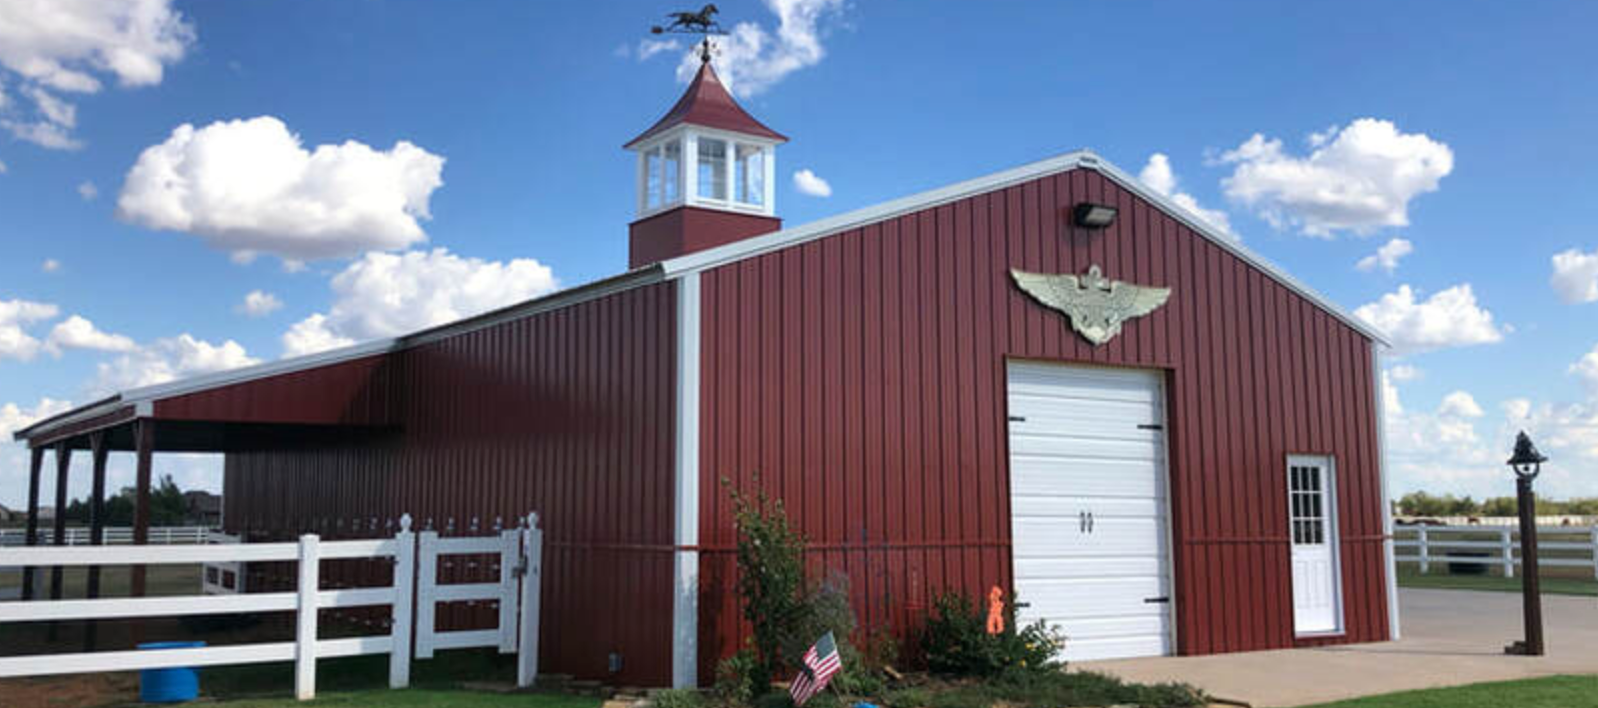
[
  {"x1": 0, "y1": 513, "x2": 544, "y2": 701},
  {"x1": 0, "y1": 526, "x2": 211, "y2": 547},
  {"x1": 1393, "y1": 525, "x2": 1598, "y2": 579}
]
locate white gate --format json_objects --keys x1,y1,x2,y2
[{"x1": 414, "y1": 512, "x2": 543, "y2": 689}]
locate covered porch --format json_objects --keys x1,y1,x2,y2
[{"x1": 8, "y1": 340, "x2": 398, "y2": 640}]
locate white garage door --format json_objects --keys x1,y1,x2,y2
[{"x1": 1007, "y1": 360, "x2": 1173, "y2": 662}]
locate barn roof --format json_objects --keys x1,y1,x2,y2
[
  {"x1": 623, "y1": 60, "x2": 787, "y2": 149},
  {"x1": 14, "y1": 149, "x2": 1385, "y2": 447}
]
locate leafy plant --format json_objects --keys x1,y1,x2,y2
[
  {"x1": 712, "y1": 649, "x2": 759, "y2": 708},
  {"x1": 654, "y1": 688, "x2": 708, "y2": 708},
  {"x1": 725, "y1": 477, "x2": 808, "y2": 690},
  {"x1": 921, "y1": 591, "x2": 1063, "y2": 678}
]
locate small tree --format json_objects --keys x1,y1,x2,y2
[{"x1": 724, "y1": 477, "x2": 807, "y2": 690}]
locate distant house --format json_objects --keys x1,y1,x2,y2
[
  {"x1": 184, "y1": 491, "x2": 222, "y2": 527},
  {"x1": 34, "y1": 506, "x2": 54, "y2": 522},
  {"x1": 0, "y1": 503, "x2": 12, "y2": 523}
]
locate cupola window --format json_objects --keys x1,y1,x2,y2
[
  {"x1": 643, "y1": 139, "x2": 683, "y2": 210},
  {"x1": 735, "y1": 143, "x2": 765, "y2": 207},
  {"x1": 697, "y1": 138, "x2": 728, "y2": 200}
]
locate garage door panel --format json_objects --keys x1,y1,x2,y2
[{"x1": 1007, "y1": 362, "x2": 1172, "y2": 663}]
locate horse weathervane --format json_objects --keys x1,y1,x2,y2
[{"x1": 651, "y1": 4, "x2": 726, "y2": 62}]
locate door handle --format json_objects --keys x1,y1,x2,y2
[
  {"x1": 1088, "y1": 511, "x2": 1095, "y2": 533},
  {"x1": 1078, "y1": 511, "x2": 1087, "y2": 533}
]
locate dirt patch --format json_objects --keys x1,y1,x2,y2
[{"x1": 0, "y1": 673, "x2": 139, "y2": 708}]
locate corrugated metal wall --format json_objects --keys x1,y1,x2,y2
[
  {"x1": 696, "y1": 167, "x2": 1387, "y2": 673},
  {"x1": 224, "y1": 281, "x2": 679, "y2": 685},
  {"x1": 156, "y1": 355, "x2": 393, "y2": 425}
]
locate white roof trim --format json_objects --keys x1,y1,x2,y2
[{"x1": 657, "y1": 149, "x2": 1389, "y2": 345}]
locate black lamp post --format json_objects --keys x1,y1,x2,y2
[{"x1": 1504, "y1": 431, "x2": 1548, "y2": 656}]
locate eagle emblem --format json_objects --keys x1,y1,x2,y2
[{"x1": 1011, "y1": 265, "x2": 1171, "y2": 346}]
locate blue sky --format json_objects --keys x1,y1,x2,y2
[{"x1": 2, "y1": 1, "x2": 1597, "y2": 507}]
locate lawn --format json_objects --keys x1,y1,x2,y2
[
  {"x1": 1294, "y1": 675, "x2": 1598, "y2": 707},
  {"x1": 174, "y1": 689, "x2": 602, "y2": 708},
  {"x1": 1396, "y1": 567, "x2": 1598, "y2": 596}
]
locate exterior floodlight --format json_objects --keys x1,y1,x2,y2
[
  {"x1": 1072, "y1": 202, "x2": 1118, "y2": 229},
  {"x1": 1504, "y1": 430, "x2": 1548, "y2": 656}
]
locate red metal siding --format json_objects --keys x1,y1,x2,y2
[
  {"x1": 630, "y1": 205, "x2": 783, "y2": 269},
  {"x1": 155, "y1": 355, "x2": 393, "y2": 425},
  {"x1": 223, "y1": 281, "x2": 678, "y2": 686},
  {"x1": 696, "y1": 168, "x2": 1387, "y2": 672}
]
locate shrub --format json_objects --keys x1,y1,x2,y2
[
  {"x1": 712, "y1": 649, "x2": 759, "y2": 708},
  {"x1": 654, "y1": 688, "x2": 708, "y2": 708},
  {"x1": 922, "y1": 591, "x2": 1063, "y2": 678},
  {"x1": 725, "y1": 477, "x2": 809, "y2": 690},
  {"x1": 880, "y1": 687, "x2": 932, "y2": 708}
]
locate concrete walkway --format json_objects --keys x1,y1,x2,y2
[{"x1": 1076, "y1": 588, "x2": 1598, "y2": 707}]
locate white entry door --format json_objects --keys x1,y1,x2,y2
[
  {"x1": 1007, "y1": 361, "x2": 1172, "y2": 662},
  {"x1": 1288, "y1": 455, "x2": 1342, "y2": 635}
]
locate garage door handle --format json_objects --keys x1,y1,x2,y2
[{"x1": 1144, "y1": 596, "x2": 1170, "y2": 604}]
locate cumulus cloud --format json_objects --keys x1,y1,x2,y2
[
  {"x1": 792, "y1": 168, "x2": 831, "y2": 197},
  {"x1": 116, "y1": 116, "x2": 446, "y2": 263},
  {"x1": 667, "y1": 0, "x2": 845, "y2": 97},
  {"x1": 1355, "y1": 284, "x2": 1503, "y2": 355},
  {"x1": 1438, "y1": 391, "x2": 1484, "y2": 418},
  {"x1": 1217, "y1": 118, "x2": 1453, "y2": 237},
  {"x1": 634, "y1": 38, "x2": 682, "y2": 61},
  {"x1": 77, "y1": 180, "x2": 97, "y2": 200},
  {"x1": 1138, "y1": 153, "x2": 1233, "y2": 237},
  {"x1": 282, "y1": 248, "x2": 560, "y2": 357},
  {"x1": 0, "y1": 297, "x2": 60, "y2": 361},
  {"x1": 44, "y1": 314, "x2": 135, "y2": 355},
  {"x1": 0, "y1": 398, "x2": 73, "y2": 440},
  {"x1": 1550, "y1": 247, "x2": 1598, "y2": 304},
  {"x1": 1356, "y1": 237, "x2": 1413, "y2": 274},
  {"x1": 1383, "y1": 376, "x2": 1507, "y2": 497},
  {"x1": 1387, "y1": 363, "x2": 1422, "y2": 382},
  {"x1": 0, "y1": 0, "x2": 193, "y2": 150},
  {"x1": 237, "y1": 290, "x2": 283, "y2": 318},
  {"x1": 1572, "y1": 343, "x2": 1598, "y2": 395},
  {"x1": 41, "y1": 259, "x2": 60, "y2": 273},
  {"x1": 93, "y1": 333, "x2": 258, "y2": 393}
]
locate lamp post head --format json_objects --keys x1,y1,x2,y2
[{"x1": 1507, "y1": 430, "x2": 1548, "y2": 481}]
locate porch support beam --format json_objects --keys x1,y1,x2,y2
[
  {"x1": 48, "y1": 443, "x2": 72, "y2": 641},
  {"x1": 132, "y1": 419, "x2": 155, "y2": 599},
  {"x1": 86, "y1": 431, "x2": 109, "y2": 651},
  {"x1": 21, "y1": 447, "x2": 44, "y2": 601}
]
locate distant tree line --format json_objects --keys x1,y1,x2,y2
[
  {"x1": 1396, "y1": 491, "x2": 1598, "y2": 517},
  {"x1": 53, "y1": 475, "x2": 194, "y2": 526}
]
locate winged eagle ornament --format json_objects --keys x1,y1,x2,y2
[{"x1": 1011, "y1": 265, "x2": 1171, "y2": 346}]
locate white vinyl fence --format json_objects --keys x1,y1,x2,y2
[
  {"x1": 0, "y1": 513, "x2": 544, "y2": 700},
  {"x1": 0, "y1": 526, "x2": 211, "y2": 547},
  {"x1": 1394, "y1": 525, "x2": 1598, "y2": 579}
]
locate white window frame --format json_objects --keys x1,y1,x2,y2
[
  {"x1": 633, "y1": 125, "x2": 778, "y2": 219},
  {"x1": 1287, "y1": 453, "x2": 1345, "y2": 638}
]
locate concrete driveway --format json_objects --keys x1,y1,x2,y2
[{"x1": 1076, "y1": 588, "x2": 1598, "y2": 707}]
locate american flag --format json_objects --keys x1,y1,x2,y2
[{"x1": 789, "y1": 631, "x2": 842, "y2": 706}]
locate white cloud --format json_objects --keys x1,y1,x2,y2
[
  {"x1": 40, "y1": 259, "x2": 60, "y2": 273},
  {"x1": 1355, "y1": 284, "x2": 1504, "y2": 355},
  {"x1": 116, "y1": 116, "x2": 446, "y2": 262},
  {"x1": 792, "y1": 168, "x2": 831, "y2": 197},
  {"x1": 44, "y1": 314, "x2": 135, "y2": 355},
  {"x1": 282, "y1": 248, "x2": 560, "y2": 357},
  {"x1": 1384, "y1": 379, "x2": 1503, "y2": 497},
  {"x1": 1550, "y1": 247, "x2": 1598, "y2": 304},
  {"x1": 0, "y1": 398, "x2": 72, "y2": 440},
  {"x1": 1381, "y1": 370, "x2": 1403, "y2": 417},
  {"x1": 1217, "y1": 118, "x2": 1453, "y2": 237},
  {"x1": 1138, "y1": 153, "x2": 1233, "y2": 237},
  {"x1": 0, "y1": 0, "x2": 193, "y2": 150},
  {"x1": 1571, "y1": 343, "x2": 1598, "y2": 395},
  {"x1": 635, "y1": 38, "x2": 682, "y2": 61},
  {"x1": 0, "y1": 398, "x2": 75, "y2": 506},
  {"x1": 0, "y1": 297, "x2": 60, "y2": 362},
  {"x1": 238, "y1": 290, "x2": 283, "y2": 318},
  {"x1": 1356, "y1": 237, "x2": 1413, "y2": 274},
  {"x1": 93, "y1": 334, "x2": 258, "y2": 393},
  {"x1": 1438, "y1": 391, "x2": 1484, "y2": 418},
  {"x1": 77, "y1": 180, "x2": 97, "y2": 200},
  {"x1": 1388, "y1": 364, "x2": 1422, "y2": 382},
  {"x1": 670, "y1": 0, "x2": 845, "y2": 97}
]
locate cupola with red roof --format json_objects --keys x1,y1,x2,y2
[{"x1": 626, "y1": 56, "x2": 786, "y2": 269}]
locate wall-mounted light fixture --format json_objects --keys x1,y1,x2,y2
[{"x1": 1072, "y1": 202, "x2": 1118, "y2": 229}]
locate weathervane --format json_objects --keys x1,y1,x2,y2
[{"x1": 651, "y1": 4, "x2": 727, "y2": 63}]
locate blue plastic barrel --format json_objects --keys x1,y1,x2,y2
[{"x1": 137, "y1": 641, "x2": 205, "y2": 703}]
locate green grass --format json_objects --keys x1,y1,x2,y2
[
  {"x1": 161, "y1": 688, "x2": 602, "y2": 708},
  {"x1": 1397, "y1": 568, "x2": 1598, "y2": 596},
  {"x1": 1293, "y1": 675, "x2": 1598, "y2": 707}
]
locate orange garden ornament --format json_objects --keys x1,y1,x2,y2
[{"x1": 986, "y1": 585, "x2": 1005, "y2": 635}]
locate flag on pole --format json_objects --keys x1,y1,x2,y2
[{"x1": 789, "y1": 631, "x2": 842, "y2": 706}]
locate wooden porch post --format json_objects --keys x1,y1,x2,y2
[
  {"x1": 47, "y1": 443, "x2": 72, "y2": 641},
  {"x1": 21, "y1": 447, "x2": 43, "y2": 601},
  {"x1": 132, "y1": 419, "x2": 155, "y2": 599},
  {"x1": 86, "y1": 431, "x2": 109, "y2": 651}
]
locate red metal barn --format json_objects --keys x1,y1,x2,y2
[{"x1": 14, "y1": 60, "x2": 1397, "y2": 688}]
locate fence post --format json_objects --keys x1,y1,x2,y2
[
  {"x1": 498, "y1": 528, "x2": 520, "y2": 654},
  {"x1": 517, "y1": 513, "x2": 542, "y2": 689},
  {"x1": 415, "y1": 530, "x2": 439, "y2": 660},
  {"x1": 390, "y1": 515, "x2": 415, "y2": 689},
  {"x1": 1501, "y1": 527, "x2": 1515, "y2": 579},
  {"x1": 1417, "y1": 526, "x2": 1429, "y2": 574},
  {"x1": 295, "y1": 534, "x2": 320, "y2": 701}
]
